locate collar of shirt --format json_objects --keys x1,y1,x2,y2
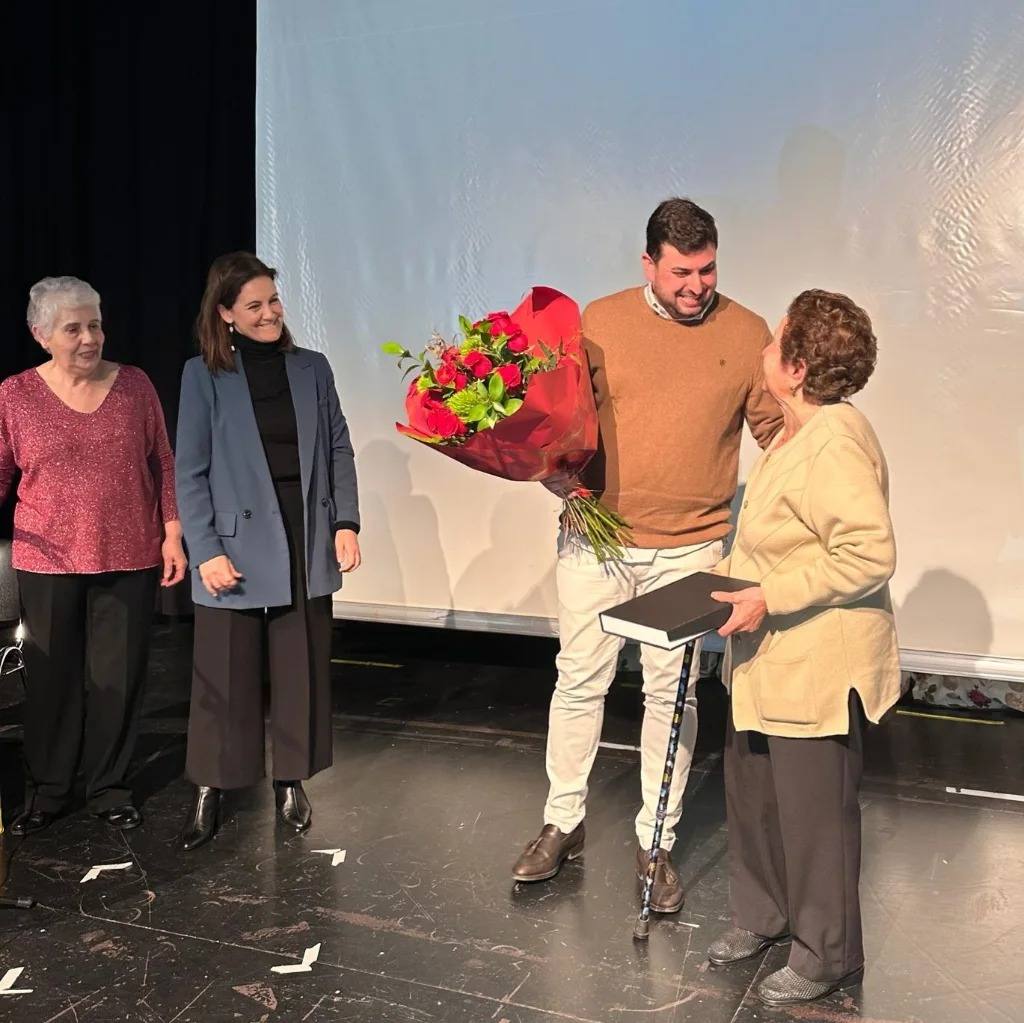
[{"x1": 643, "y1": 283, "x2": 716, "y2": 325}]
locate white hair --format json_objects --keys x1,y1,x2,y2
[{"x1": 27, "y1": 276, "x2": 102, "y2": 336}]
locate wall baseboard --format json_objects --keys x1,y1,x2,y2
[
  {"x1": 897, "y1": 648, "x2": 1024, "y2": 683},
  {"x1": 332, "y1": 600, "x2": 1024, "y2": 682},
  {"x1": 333, "y1": 599, "x2": 557, "y2": 638}
]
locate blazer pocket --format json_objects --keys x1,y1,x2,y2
[
  {"x1": 214, "y1": 512, "x2": 237, "y2": 537},
  {"x1": 752, "y1": 650, "x2": 820, "y2": 726}
]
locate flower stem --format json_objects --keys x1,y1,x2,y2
[{"x1": 562, "y1": 495, "x2": 633, "y2": 563}]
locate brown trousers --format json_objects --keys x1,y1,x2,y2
[{"x1": 724, "y1": 690, "x2": 865, "y2": 982}]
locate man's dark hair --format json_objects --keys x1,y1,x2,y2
[{"x1": 645, "y1": 198, "x2": 718, "y2": 259}]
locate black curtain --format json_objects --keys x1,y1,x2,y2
[{"x1": 1, "y1": 1, "x2": 257, "y2": 558}]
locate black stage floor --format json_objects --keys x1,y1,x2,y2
[{"x1": 0, "y1": 620, "x2": 1021, "y2": 1022}]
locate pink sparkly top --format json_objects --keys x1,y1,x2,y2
[{"x1": 0, "y1": 365, "x2": 178, "y2": 574}]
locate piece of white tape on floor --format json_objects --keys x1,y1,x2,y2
[
  {"x1": 80, "y1": 862, "x2": 133, "y2": 883},
  {"x1": 271, "y1": 943, "x2": 321, "y2": 974},
  {"x1": 312, "y1": 848, "x2": 347, "y2": 867},
  {"x1": 0, "y1": 967, "x2": 32, "y2": 995},
  {"x1": 945, "y1": 786, "x2": 1024, "y2": 803}
]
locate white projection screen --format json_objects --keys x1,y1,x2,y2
[{"x1": 257, "y1": 1, "x2": 1024, "y2": 680}]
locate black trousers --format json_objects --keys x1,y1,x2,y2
[
  {"x1": 185, "y1": 480, "x2": 333, "y2": 789},
  {"x1": 17, "y1": 567, "x2": 158, "y2": 813},
  {"x1": 724, "y1": 690, "x2": 865, "y2": 982}
]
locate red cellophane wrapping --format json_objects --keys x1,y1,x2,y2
[{"x1": 395, "y1": 286, "x2": 631, "y2": 559}]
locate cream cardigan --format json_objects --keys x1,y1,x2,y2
[{"x1": 717, "y1": 402, "x2": 902, "y2": 737}]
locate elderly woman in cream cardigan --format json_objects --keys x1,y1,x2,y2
[{"x1": 706, "y1": 289, "x2": 901, "y2": 1007}]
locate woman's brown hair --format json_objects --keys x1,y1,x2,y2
[
  {"x1": 196, "y1": 252, "x2": 296, "y2": 372},
  {"x1": 781, "y1": 289, "x2": 877, "y2": 403}
]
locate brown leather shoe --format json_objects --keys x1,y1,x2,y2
[
  {"x1": 635, "y1": 844, "x2": 685, "y2": 913},
  {"x1": 512, "y1": 823, "x2": 585, "y2": 882}
]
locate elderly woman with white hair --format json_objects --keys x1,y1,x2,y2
[{"x1": 0, "y1": 276, "x2": 186, "y2": 835}]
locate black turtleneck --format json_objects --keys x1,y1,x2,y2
[{"x1": 235, "y1": 334, "x2": 301, "y2": 484}]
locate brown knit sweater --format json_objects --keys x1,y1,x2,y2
[{"x1": 579, "y1": 287, "x2": 782, "y2": 548}]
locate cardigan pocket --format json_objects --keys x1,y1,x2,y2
[
  {"x1": 752, "y1": 650, "x2": 820, "y2": 726},
  {"x1": 213, "y1": 512, "x2": 237, "y2": 537}
]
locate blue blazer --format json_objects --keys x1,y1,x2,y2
[{"x1": 175, "y1": 346, "x2": 359, "y2": 610}]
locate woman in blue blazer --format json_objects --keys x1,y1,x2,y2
[{"x1": 175, "y1": 252, "x2": 360, "y2": 850}]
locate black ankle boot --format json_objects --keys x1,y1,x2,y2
[
  {"x1": 274, "y1": 781, "x2": 311, "y2": 832},
  {"x1": 180, "y1": 785, "x2": 221, "y2": 851},
  {"x1": 9, "y1": 807, "x2": 56, "y2": 837}
]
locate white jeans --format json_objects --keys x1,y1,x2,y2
[{"x1": 543, "y1": 535, "x2": 724, "y2": 850}]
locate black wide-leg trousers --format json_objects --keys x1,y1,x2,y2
[
  {"x1": 17, "y1": 567, "x2": 158, "y2": 813},
  {"x1": 184, "y1": 480, "x2": 333, "y2": 789}
]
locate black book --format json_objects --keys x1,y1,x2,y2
[{"x1": 599, "y1": 571, "x2": 756, "y2": 650}]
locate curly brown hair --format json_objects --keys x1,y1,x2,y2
[{"x1": 781, "y1": 289, "x2": 877, "y2": 403}]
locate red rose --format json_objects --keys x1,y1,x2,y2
[
  {"x1": 441, "y1": 345, "x2": 461, "y2": 363},
  {"x1": 425, "y1": 406, "x2": 467, "y2": 439},
  {"x1": 463, "y1": 350, "x2": 493, "y2": 378},
  {"x1": 496, "y1": 364, "x2": 522, "y2": 390},
  {"x1": 435, "y1": 362, "x2": 469, "y2": 390},
  {"x1": 506, "y1": 330, "x2": 529, "y2": 353},
  {"x1": 486, "y1": 311, "x2": 517, "y2": 337},
  {"x1": 407, "y1": 377, "x2": 444, "y2": 404},
  {"x1": 406, "y1": 381, "x2": 446, "y2": 435}
]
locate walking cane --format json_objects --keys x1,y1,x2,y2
[{"x1": 633, "y1": 637, "x2": 698, "y2": 941}]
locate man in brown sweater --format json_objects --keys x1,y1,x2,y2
[{"x1": 512, "y1": 199, "x2": 782, "y2": 910}]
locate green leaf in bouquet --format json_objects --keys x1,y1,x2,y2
[
  {"x1": 458, "y1": 315, "x2": 474, "y2": 336},
  {"x1": 488, "y1": 373, "x2": 506, "y2": 401},
  {"x1": 460, "y1": 336, "x2": 483, "y2": 355},
  {"x1": 381, "y1": 341, "x2": 408, "y2": 357},
  {"x1": 467, "y1": 404, "x2": 488, "y2": 422},
  {"x1": 401, "y1": 364, "x2": 423, "y2": 381},
  {"x1": 503, "y1": 397, "x2": 524, "y2": 416},
  {"x1": 415, "y1": 372, "x2": 434, "y2": 391}
]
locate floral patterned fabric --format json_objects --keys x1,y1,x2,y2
[{"x1": 908, "y1": 672, "x2": 1024, "y2": 713}]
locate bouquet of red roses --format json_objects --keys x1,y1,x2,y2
[{"x1": 382, "y1": 286, "x2": 631, "y2": 561}]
